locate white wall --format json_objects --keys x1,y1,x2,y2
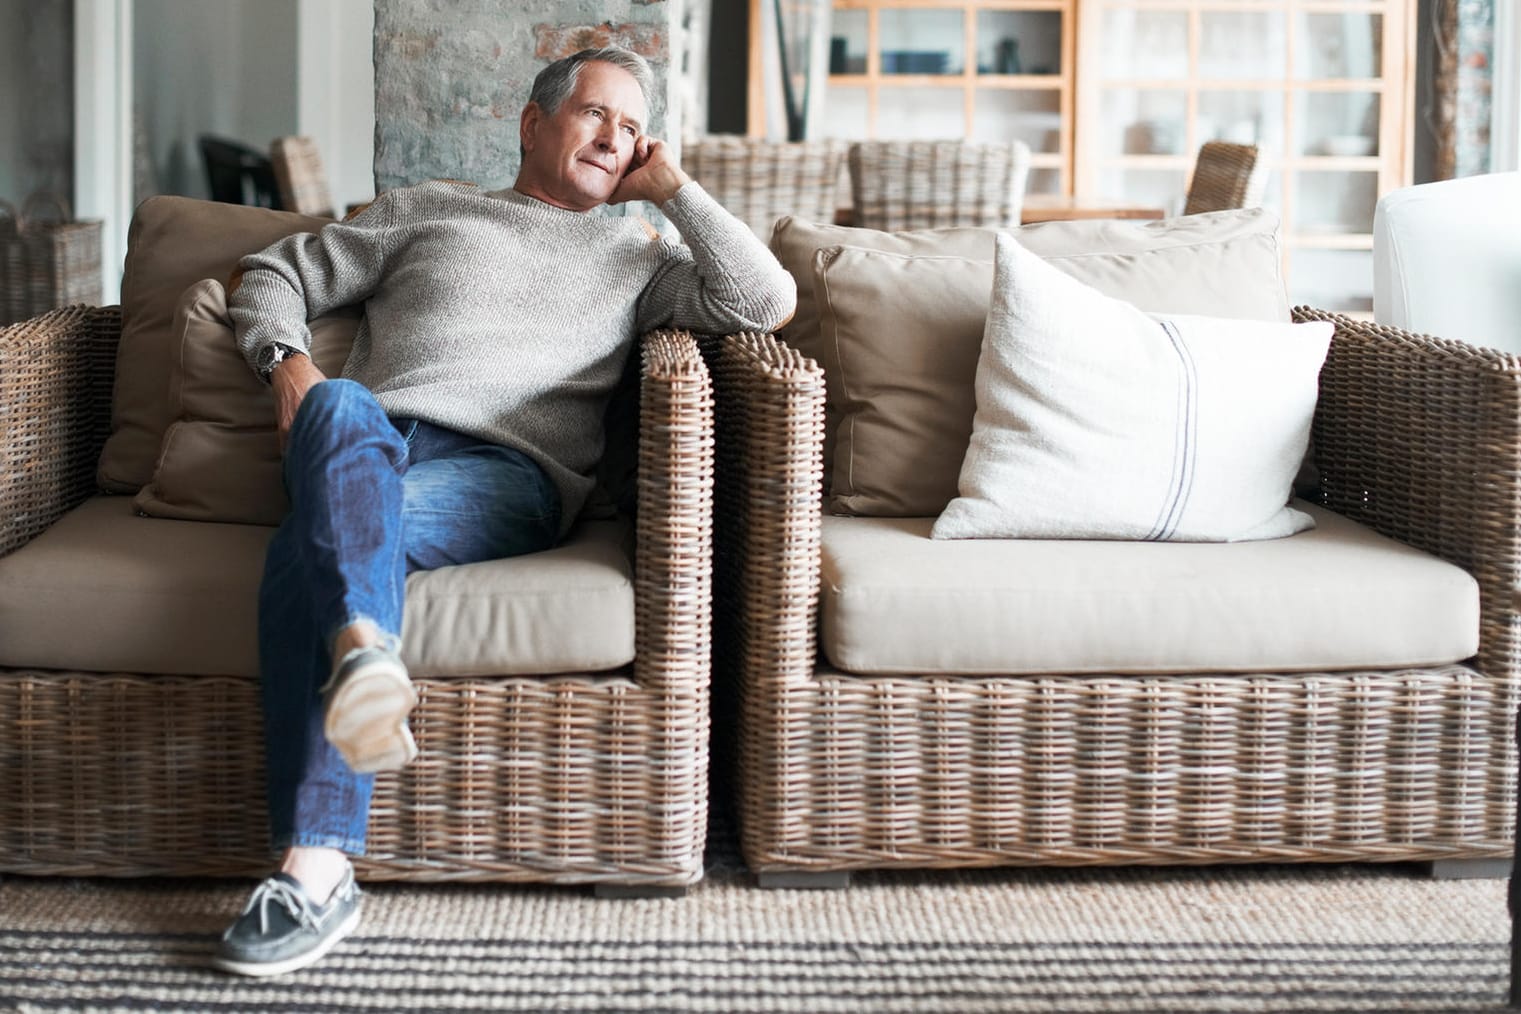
[
  {"x1": 133, "y1": 0, "x2": 299, "y2": 200},
  {"x1": 0, "y1": 0, "x2": 30, "y2": 203},
  {"x1": 129, "y1": 0, "x2": 373, "y2": 209},
  {"x1": 297, "y1": 0, "x2": 375, "y2": 211}
]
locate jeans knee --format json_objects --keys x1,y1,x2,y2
[
  {"x1": 289, "y1": 380, "x2": 391, "y2": 449},
  {"x1": 285, "y1": 380, "x2": 404, "y2": 477},
  {"x1": 297, "y1": 379, "x2": 375, "y2": 426}
]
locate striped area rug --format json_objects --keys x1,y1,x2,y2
[{"x1": 2, "y1": 848, "x2": 1509, "y2": 1012}]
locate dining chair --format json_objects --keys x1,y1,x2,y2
[
  {"x1": 1182, "y1": 141, "x2": 1266, "y2": 216},
  {"x1": 847, "y1": 139, "x2": 1032, "y2": 231},
  {"x1": 683, "y1": 136, "x2": 847, "y2": 239},
  {"x1": 270, "y1": 136, "x2": 337, "y2": 219},
  {"x1": 199, "y1": 135, "x2": 281, "y2": 210}
]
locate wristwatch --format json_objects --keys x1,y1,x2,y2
[{"x1": 256, "y1": 342, "x2": 306, "y2": 384}]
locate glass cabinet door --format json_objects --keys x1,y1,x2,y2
[
  {"x1": 1076, "y1": 0, "x2": 1412, "y2": 313},
  {"x1": 1294, "y1": 12, "x2": 1383, "y2": 80},
  {"x1": 878, "y1": 8, "x2": 964, "y2": 75},
  {"x1": 977, "y1": 10, "x2": 1064, "y2": 76}
]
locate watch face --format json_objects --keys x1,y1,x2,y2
[{"x1": 258, "y1": 344, "x2": 285, "y2": 379}]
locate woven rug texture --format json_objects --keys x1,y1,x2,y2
[{"x1": 0, "y1": 845, "x2": 1510, "y2": 1013}]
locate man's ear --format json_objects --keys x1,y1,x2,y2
[{"x1": 520, "y1": 102, "x2": 541, "y2": 153}]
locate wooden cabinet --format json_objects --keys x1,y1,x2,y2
[
  {"x1": 1076, "y1": 0, "x2": 1415, "y2": 312},
  {"x1": 751, "y1": 0, "x2": 1077, "y2": 196}
]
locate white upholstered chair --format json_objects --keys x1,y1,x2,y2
[{"x1": 1373, "y1": 171, "x2": 1521, "y2": 353}]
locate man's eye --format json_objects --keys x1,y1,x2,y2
[{"x1": 623, "y1": 125, "x2": 637, "y2": 136}]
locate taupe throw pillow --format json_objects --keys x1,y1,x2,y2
[
  {"x1": 771, "y1": 208, "x2": 1291, "y2": 507},
  {"x1": 132, "y1": 279, "x2": 358, "y2": 526},
  {"x1": 816, "y1": 248, "x2": 994, "y2": 516},
  {"x1": 98, "y1": 197, "x2": 334, "y2": 493}
]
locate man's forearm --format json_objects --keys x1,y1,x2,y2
[{"x1": 648, "y1": 183, "x2": 798, "y2": 335}]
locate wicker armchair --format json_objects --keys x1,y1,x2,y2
[
  {"x1": 0, "y1": 306, "x2": 715, "y2": 890},
  {"x1": 270, "y1": 136, "x2": 336, "y2": 219},
  {"x1": 847, "y1": 140, "x2": 1032, "y2": 231},
  {"x1": 708, "y1": 316, "x2": 1521, "y2": 884},
  {"x1": 1183, "y1": 141, "x2": 1267, "y2": 215},
  {"x1": 684, "y1": 136, "x2": 847, "y2": 239}
]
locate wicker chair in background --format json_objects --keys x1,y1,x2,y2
[
  {"x1": 684, "y1": 136, "x2": 848, "y2": 239},
  {"x1": 1183, "y1": 141, "x2": 1267, "y2": 215},
  {"x1": 847, "y1": 140, "x2": 1032, "y2": 231},
  {"x1": 270, "y1": 136, "x2": 337, "y2": 219}
]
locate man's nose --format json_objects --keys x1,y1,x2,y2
[{"x1": 594, "y1": 121, "x2": 617, "y2": 150}]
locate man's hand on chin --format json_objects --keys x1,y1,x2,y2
[{"x1": 608, "y1": 137, "x2": 691, "y2": 207}]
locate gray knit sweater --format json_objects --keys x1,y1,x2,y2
[{"x1": 230, "y1": 180, "x2": 795, "y2": 529}]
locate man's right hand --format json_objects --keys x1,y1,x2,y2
[{"x1": 271, "y1": 354, "x2": 327, "y2": 450}]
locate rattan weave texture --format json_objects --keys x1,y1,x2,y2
[
  {"x1": 684, "y1": 137, "x2": 847, "y2": 239},
  {"x1": 0, "y1": 199, "x2": 23, "y2": 325},
  {"x1": 847, "y1": 140, "x2": 1032, "y2": 231},
  {"x1": 0, "y1": 306, "x2": 117, "y2": 558},
  {"x1": 709, "y1": 319, "x2": 1520, "y2": 874},
  {"x1": 0, "y1": 318, "x2": 714, "y2": 885},
  {"x1": 10, "y1": 195, "x2": 103, "y2": 321},
  {"x1": 270, "y1": 136, "x2": 336, "y2": 219},
  {"x1": 1183, "y1": 141, "x2": 1266, "y2": 216}
]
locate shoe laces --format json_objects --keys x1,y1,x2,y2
[
  {"x1": 323, "y1": 633, "x2": 404, "y2": 694},
  {"x1": 242, "y1": 877, "x2": 321, "y2": 935}
]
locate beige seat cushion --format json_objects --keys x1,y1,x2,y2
[
  {"x1": 819, "y1": 505, "x2": 1479, "y2": 676},
  {"x1": 133, "y1": 279, "x2": 358, "y2": 525},
  {"x1": 0, "y1": 497, "x2": 636, "y2": 677},
  {"x1": 98, "y1": 197, "x2": 334, "y2": 493}
]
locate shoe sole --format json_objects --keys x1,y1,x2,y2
[
  {"x1": 211, "y1": 904, "x2": 362, "y2": 978},
  {"x1": 324, "y1": 657, "x2": 418, "y2": 774}
]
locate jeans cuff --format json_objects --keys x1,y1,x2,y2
[{"x1": 274, "y1": 831, "x2": 368, "y2": 857}]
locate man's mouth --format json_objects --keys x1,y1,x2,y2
[{"x1": 579, "y1": 157, "x2": 615, "y2": 175}]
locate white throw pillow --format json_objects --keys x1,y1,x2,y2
[{"x1": 933, "y1": 233, "x2": 1333, "y2": 543}]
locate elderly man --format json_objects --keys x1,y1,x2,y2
[{"x1": 213, "y1": 47, "x2": 794, "y2": 976}]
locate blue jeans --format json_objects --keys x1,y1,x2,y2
[{"x1": 260, "y1": 379, "x2": 561, "y2": 855}]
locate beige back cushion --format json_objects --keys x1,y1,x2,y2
[
  {"x1": 770, "y1": 209, "x2": 1291, "y2": 515},
  {"x1": 98, "y1": 197, "x2": 333, "y2": 492},
  {"x1": 132, "y1": 279, "x2": 358, "y2": 526}
]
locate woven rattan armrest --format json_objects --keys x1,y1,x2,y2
[
  {"x1": 1296, "y1": 308, "x2": 1521, "y2": 681},
  {"x1": 705, "y1": 332, "x2": 827, "y2": 693},
  {"x1": 632, "y1": 330, "x2": 717, "y2": 694},
  {"x1": 0, "y1": 305, "x2": 120, "y2": 559}
]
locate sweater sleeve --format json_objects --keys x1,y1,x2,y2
[
  {"x1": 229, "y1": 195, "x2": 397, "y2": 375},
  {"x1": 634, "y1": 182, "x2": 797, "y2": 335}
]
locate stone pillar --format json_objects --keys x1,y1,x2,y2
[{"x1": 373, "y1": 0, "x2": 682, "y2": 194}]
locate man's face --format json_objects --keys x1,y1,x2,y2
[{"x1": 517, "y1": 60, "x2": 647, "y2": 212}]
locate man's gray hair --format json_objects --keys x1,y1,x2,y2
[{"x1": 529, "y1": 47, "x2": 655, "y2": 117}]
